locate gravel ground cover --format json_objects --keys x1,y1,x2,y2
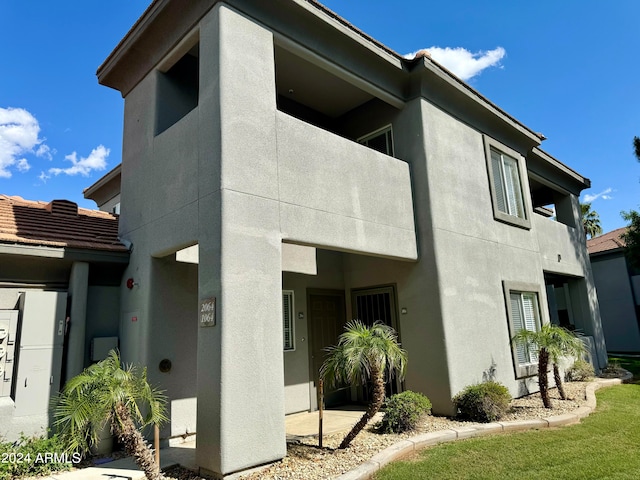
[{"x1": 162, "y1": 381, "x2": 590, "y2": 480}]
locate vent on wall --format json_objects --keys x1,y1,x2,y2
[{"x1": 46, "y1": 200, "x2": 78, "y2": 217}]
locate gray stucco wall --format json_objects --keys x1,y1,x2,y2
[
  {"x1": 106, "y1": 0, "x2": 606, "y2": 474},
  {"x1": 417, "y1": 98, "x2": 605, "y2": 402}
]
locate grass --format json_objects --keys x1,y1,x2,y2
[
  {"x1": 374, "y1": 384, "x2": 640, "y2": 480},
  {"x1": 608, "y1": 355, "x2": 640, "y2": 379}
]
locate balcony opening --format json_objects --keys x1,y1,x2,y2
[
  {"x1": 529, "y1": 176, "x2": 576, "y2": 228},
  {"x1": 156, "y1": 43, "x2": 199, "y2": 135},
  {"x1": 274, "y1": 44, "x2": 400, "y2": 156}
]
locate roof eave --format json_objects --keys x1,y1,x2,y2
[{"x1": 84, "y1": 163, "x2": 122, "y2": 199}]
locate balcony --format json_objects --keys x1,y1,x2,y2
[
  {"x1": 275, "y1": 112, "x2": 417, "y2": 261},
  {"x1": 534, "y1": 212, "x2": 587, "y2": 277}
]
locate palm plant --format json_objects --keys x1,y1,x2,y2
[
  {"x1": 546, "y1": 327, "x2": 585, "y2": 400},
  {"x1": 581, "y1": 202, "x2": 602, "y2": 239},
  {"x1": 511, "y1": 324, "x2": 585, "y2": 408},
  {"x1": 53, "y1": 350, "x2": 168, "y2": 480},
  {"x1": 320, "y1": 320, "x2": 407, "y2": 449}
]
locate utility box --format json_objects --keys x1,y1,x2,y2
[
  {"x1": 0, "y1": 310, "x2": 19, "y2": 398},
  {"x1": 13, "y1": 291, "x2": 66, "y2": 417}
]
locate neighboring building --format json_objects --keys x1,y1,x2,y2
[
  {"x1": 0, "y1": 195, "x2": 128, "y2": 440},
  {"x1": 91, "y1": 0, "x2": 606, "y2": 476},
  {"x1": 588, "y1": 228, "x2": 640, "y2": 352}
]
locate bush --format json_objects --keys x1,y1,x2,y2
[
  {"x1": 379, "y1": 391, "x2": 432, "y2": 433},
  {"x1": 566, "y1": 359, "x2": 595, "y2": 381},
  {"x1": 453, "y1": 381, "x2": 511, "y2": 423},
  {"x1": 0, "y1": 432, "x2": 74, "y2": 480}
]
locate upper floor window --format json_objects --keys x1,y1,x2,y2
[
  {"x1": 484, "y1": 136, "x2": 531, "y2": 229},
  {"x1": 358, "y1": 125, "x2": 394, "y2": 156}
]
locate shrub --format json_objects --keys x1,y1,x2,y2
[
  {"x1": 453, "y1": 381, "x2": 511, "y2": 423},
  {"x1": 0, "y1": 432, "x2": 74, "y2": 480},
  {"x1": 566, "y1": 359, "x2": 595, "y2": 381},
  {"x1": 379, "y1": 391, "x2": 432, "y2": 433}
]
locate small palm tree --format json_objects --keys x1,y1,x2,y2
[
  {"x1": 511, "y1": 324, "x2": 585, "y2": 408},
  {"x1": 320, "y1": 320, "x2": 407, "y2": 449},
  {"x1": 546, "y1": 327, "x2": 585, "y2": 400},
  {"x1": 53, "y1": 350, "x2": 168, "y2": 480},
  {"x1": 581, "y1": 202, "x2": 603, "y2": 239}
]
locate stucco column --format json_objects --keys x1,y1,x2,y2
[
  {"x1": 196, "y1": 5, "x2": 285, "y2": 476},
  {"x1": 66, "y1": 261, "x2": 89, "y2": 380}
]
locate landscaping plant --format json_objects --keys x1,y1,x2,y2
[
  {"x1": 0, "y1": 433, "x2": 72, "y2": 480},
  {"x1": 566, "y1": 359, "x2": 595, "y2": 382},
  {"x1": 379, "y1": 391, "x2": 431, "y2": 433},
  {"x1": 53, "y1": 350, "x2": 168, "y2": 480},
  {"x1": 452, "y1": 381, "x2": 511, "y2": 422},
  {"x1": 321, "y1": 320, "x2": 407, "y2": 449},
  {"x1": 511, "y1": 323, "x2": 585, "y2": 408}
]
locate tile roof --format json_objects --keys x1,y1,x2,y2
[
  {"x1": 586, "y1": 227, "x2": 627, "y2": 255},
  {"x1": 0, "y1": 195, "x2": 128, "y2": 253}
]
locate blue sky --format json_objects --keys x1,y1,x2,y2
[{"x1": 1, "y1": 0, "x2": 638, "y2": 234}]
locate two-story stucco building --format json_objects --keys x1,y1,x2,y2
[{"x1": 0, "y1": 0, "x2": 606, "y2": 477}]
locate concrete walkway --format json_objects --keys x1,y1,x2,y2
[
  {"x1": 38, "y1": 407, "x2": 374, "y2": 480},
  {"x1": 36, "y1": 376, "x2": 632, "y2": 480}
]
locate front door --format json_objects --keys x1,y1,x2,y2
[
  {"x1": 308, "y1": 290, "x2": 347, "y2": 408},
  {"x1": 351, "y1": 285, "x2": 401, "y2": 399}
]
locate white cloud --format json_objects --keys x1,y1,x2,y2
[
  {"x1": 16, "y1": 159, "x2": 30, "y2": 172},
  {"x1": 582, "y1": 188, "x2": 614, "y2": 203},
  {"x1": 0, "y1": 107, "x2": 51, "y2": 178},
  {"x1": 49, "y1": 145, "x2": 110, "y2": 177},
  {"x1": 406, "y1": 46, "x2": 506, "y2": 81},
  {"x1": 38, "y1": 171, "x2": 50, "y2": 183},
  {"x1": 36, "y1": 144, "x2": 54, "y2": 160}
]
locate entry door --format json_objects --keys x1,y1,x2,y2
[
  {"x1": 308, "y1": 291, "x2": 347, "y2": 408},
  {"x1": 351, "y1": 286, "x2": 401, "y2": 398}
]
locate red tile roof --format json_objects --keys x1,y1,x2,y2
[
  {"x1": 587, "y1": 227, "x2": 626, "y2": 255},
  {"x1": 0, "y1": 195, "x2": 128, "y2": 253}
]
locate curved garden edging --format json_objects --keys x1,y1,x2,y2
[{"x1": 335, "y1": 373, "x2": 634, "y2": 480}]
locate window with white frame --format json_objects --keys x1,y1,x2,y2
[
  {"x1": 503, "y1": 282, "x2": 543, "y2": 378},
  {"x1": 283, "y1": 291, "x2": 295, "y2": 351},
  {"x1": 358, "y1": 125, "x2": 394, "y2": 156},
  {"x1": 484, "y1": 136, "x2": 531, "y2": 229}
]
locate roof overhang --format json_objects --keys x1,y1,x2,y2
[
  {"x1": 528, "y1": 147, "x2": 591, "y2": 196},
  {"x1": 0, "y1": 242, "x2": 130, "y2": 263},
  {"x1": 84, "y1": 163, "x2": 122, "y2": 200}
]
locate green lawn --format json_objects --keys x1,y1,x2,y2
[
  {"x1": 374, "y1": 384, "x2": 640, "y2": 480},
  {"x1": 608, "y1": 356, "x2": 640, "y2": 379}
]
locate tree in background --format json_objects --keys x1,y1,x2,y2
[
  {"x1": 621, "y1": 137, "x2": 640, "y2": 269},
  {"x1": 321, "y1": 320, "x2": 407, "y2": 449},
  {"x1": 581, "y1": 202, "x2": 602, "y2": 239},
  {"x1": 622, "y1": 210, "x2": 640, "y2": 271}
]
